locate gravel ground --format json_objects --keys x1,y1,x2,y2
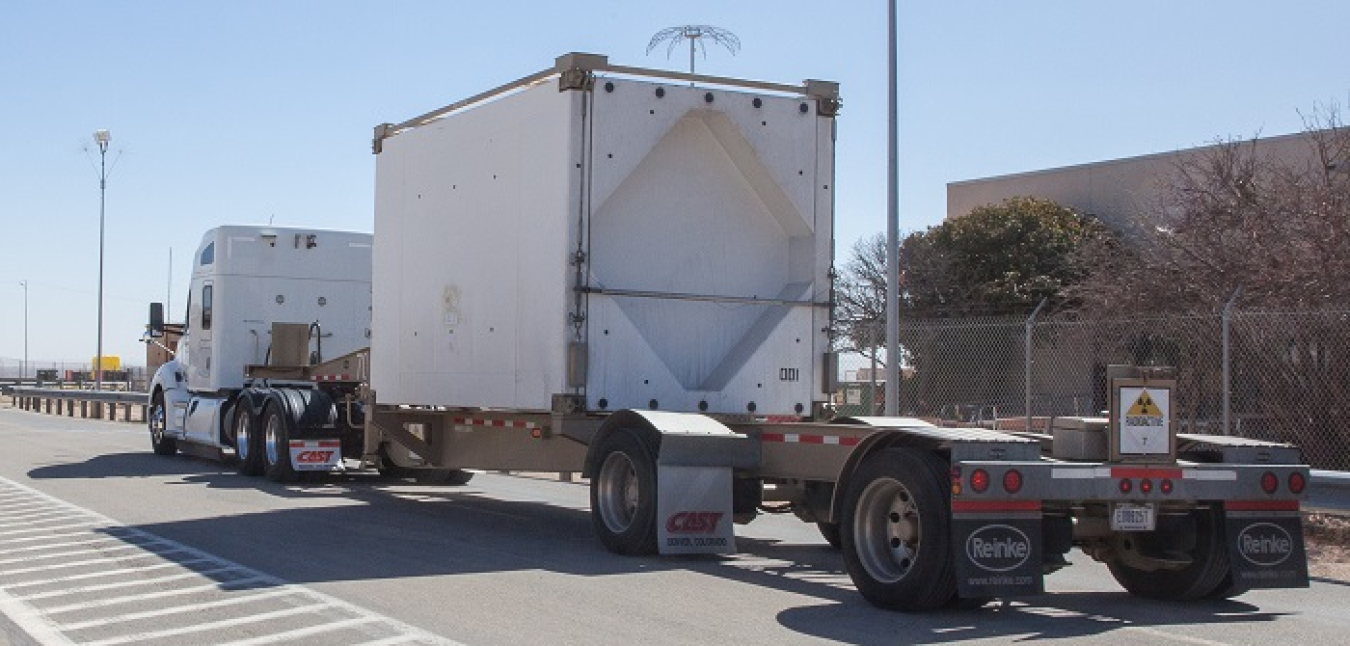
[{"x1": 1305, "y1": 513, "x2": 1350, "y2": 581}]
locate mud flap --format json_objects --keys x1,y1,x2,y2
[
  {"x1": 288, "y1": 439, "x2": 344, "y2": 472},
  {"x1": 657, "y1": 465, "x2": 736, "y2": 555},
  {"x1": 953, "y1": 503, "x2": 1044, "y2": 598},
  {"x1": 1224, "y1": 504, "x2": 1309, "y2": 589}
]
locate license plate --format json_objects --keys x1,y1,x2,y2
[{"x1": 1111, "y1": 503, "x2": 1156, "y2": 531}]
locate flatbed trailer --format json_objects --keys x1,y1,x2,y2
[{"x1": 144, "y1": 54, "x2": 1309, "y2": 611}]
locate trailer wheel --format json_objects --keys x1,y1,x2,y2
[
  {"x1": 817, "y1": 522, "x2": 842, "y2": 549},
  {"x1": 590, "y1": 429, "x2": 659, "y2": 555},
  {"x1": 1107, "y1": 505, "x2": 1232, "y2": 601},
  {"x1": 841, "y1": 448, "x2": 957, "y2": 611},
  {"x1": 262, "y1": 403, "x2": 299, "y2": 483},
  {"x1": 148, "y1": 391, "x2": 177, "y2": 456},
  {"x1": 233, "y1": 398, "x2": 264, "y2": 476}
]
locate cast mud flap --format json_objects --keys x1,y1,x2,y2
[
  {"x1": 656, "y1": 465, "x2": 736, "y2": 555},
  {"x1": 1224, "y1": 501, "x2": 1309, "y2": 589},
  {"x1": 953, "y1": 501, "x2": 1044, "y2": 598},
  {"x1": 288, "y1": 439, "x2": 344, "y2": 472}
]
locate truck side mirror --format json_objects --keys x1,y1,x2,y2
[{"x1": 148, "y1": 302, "x2": 165, "y2": 338}]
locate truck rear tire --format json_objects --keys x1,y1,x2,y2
[
  {"x1": 1107, "y1": 505, "x2": 1233, "y2": 601},
  {"x1": 590, "y1": 429, "x2": 659, "y2": 556},
  {"x1": 262, "y1": 402, "x2": 299, "y2": 483},
  {"x1": 148, "y1": 391, "x2": 178, "y2": 457},
  {"x1": 233, "y1": 398, "x2": 264, "y2": 476},
  {"x1": 841, "y1": 447, "x2": 957, "y2": 611}
]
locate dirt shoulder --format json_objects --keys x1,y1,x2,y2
[{"x1": 1305, "y1": 513, "x2": 1350, "y2": 581}]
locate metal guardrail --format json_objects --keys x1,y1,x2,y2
[
  {"x1": 8, "y1": 386, "x2": 147, "y2": 423},
  {"x1": 1308, "y1": 470, "x2": 1350, "y2": 514}
]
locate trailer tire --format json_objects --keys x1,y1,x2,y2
[
  {"x1": 590, "y1": 429, "x2": 659, "y2": 556},
  {"x1": 817, "y1": 522, "x2": 842, "y2": 549},
  {"x1": 262, "y1": 402, "x2": 299, "y2": 483},
  {"x1": 233, "y1": 398, "x2": 264, "y2": 476},
  {"x1": 148, "y1": 391, "x2": 177, "y2": 457},
  {"x1": 841, "y1": 447, "x2": 957, "y2": 611},
  {"x1": 1107, "y1": 505, "x2": 1232, "y2": 601}
]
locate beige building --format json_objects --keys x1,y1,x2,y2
[{"x1": 946, "y1": 131, "x2": 1320, "y2": 233}]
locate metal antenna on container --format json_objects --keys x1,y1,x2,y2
[{"x1": 647, "y1": 25, "x2": 740, "y2": 75}]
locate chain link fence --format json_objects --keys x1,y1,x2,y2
[{"x1": 835, "y1": 308, "x2": 1350, "y2": 470}]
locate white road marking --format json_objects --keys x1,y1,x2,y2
[
  {"x1": 0, "y1": 475, "x2": 462, "y2": 645},
  {"x1": 215, "y1": 616, "x2": 382, "y2": 646},
  {"x1": 59, "y1": 588, "x2": 304, "y2": 630},
  {"x1": 16, "y1": 567, "x2": 236, "y2": 602},
  {"x1": 80, "y1": 602, "x2": 334, "y2": 646},
  {"x1": 0, "y1": 544, "x2": 145, "y2": 567},
  {"x1": 5, "y1": 561, "x2": 206, "y2": 592},
  {"x1": 0, "y1": 536, "x2": 127, "y2": 556},
  {"x1": 43, "y1": 578, "x2": 266, "y2": 615}
]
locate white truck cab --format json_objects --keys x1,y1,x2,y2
[{"x1": 147, "y1": 226, "x2": 372, "y2": 454}]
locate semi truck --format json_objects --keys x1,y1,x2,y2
[{"x1": 144, "y1": 53, "x2": 1310, "y2": 611}]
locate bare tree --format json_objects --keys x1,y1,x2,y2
[{"x1": 1070, "y1": 105, "x2": 1350, "y2": 314}]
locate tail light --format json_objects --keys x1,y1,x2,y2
[
  {"x1": 1288, "y1": 472, "x2": 1307, "y2": 494},
  {"x1": 1002, "y1": 469, "x2": 1023, "y2": 494},
  {"x1": 1260, "y1": 471, "x2": 1279, "y2": 494},
  {"x1": 1119, "y1": 478, "x2": 1132, "y2": 494},
  {"x1": 970, "y1": 469, "x2": 990, "y2": 494}
]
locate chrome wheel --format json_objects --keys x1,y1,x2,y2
[
  {"x1": 597, "y1": 451, "x2": 640, "y2": 534},
  {"x1": 236, "y1": 412, "x2": 252, "y2": 461},
  {"x1": 265, "y1": 411, "x2": 282, "y2": 466},
  {"x1": 855, "y1": 477, "x2": 921, "y2": 583}
]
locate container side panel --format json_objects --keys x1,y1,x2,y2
[
  {"x1": 584, "y1": 80, "x2": 830, "y2": 416},
  {"x1": 372, "y1": 84, "x2": 577, "y2": 408}
]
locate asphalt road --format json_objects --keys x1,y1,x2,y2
[{"x1": 1, "y1": 405, "x2": 1349, "y2": 645}]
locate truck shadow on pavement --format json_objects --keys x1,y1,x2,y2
[
  {"x1": 776, "y1": 593, "x2": 1285, "y2": 644},
  {"x1": 29, "y1": 453, "x2": 1294, "y2": 643}
]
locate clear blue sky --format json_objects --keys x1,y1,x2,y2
[{"x1": 3, "y1": 1, "x2": 1348, "y2": 369}]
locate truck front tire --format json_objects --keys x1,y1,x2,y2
[
  {"x1": 841, "y1": 448, "x2": 958, "y2": 611},
  {"x1": 148, "y1": 391, "x2": 177, "y2": 457},
  {"x1": 590, "y1": 429, "x2": 659, "y2": 556}
]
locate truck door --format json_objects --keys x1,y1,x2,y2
[{"x1": 188, "y1": 280, "x2": 213, "y2": 391}]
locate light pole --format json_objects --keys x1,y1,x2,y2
[
  {"x1": 94, "y1": 129, "x2": 110, "y2": 391},
  {"x1": 19, "y1": 280, "x2": 27, "y2": 381},
  {"x1": 885, "y1": 0, "x2": 900, "y2": 415}
]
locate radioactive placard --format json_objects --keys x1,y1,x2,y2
[{"x1": 1117, "y1": 386, "x2": 1170, "y2": 455}]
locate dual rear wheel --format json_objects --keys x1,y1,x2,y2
[{"x1": 231, "y1": 399, "x2": 297, "y2": 482}]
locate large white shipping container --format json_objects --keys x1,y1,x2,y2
[{"x1": 372, "y1": 54, "x2": 837, "y2": 416}]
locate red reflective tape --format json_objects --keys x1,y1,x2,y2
[
  {"x1": 1226, "y1": 500, "x2": 1300, "y2": 512},
  {"x1": 952, "y1": 500, "x2": 1041, "y2": 513},
  {"x1": 840, "y1": 436, "x2": 862, "y2": 447},
  {"x1": 799, "y1": 434, "x2": 824, "y2": 444},
  {"x1": 289, "y1": 441, "x2": 305, "y2": 448},
  {"x1": 317, "y1": 440, "x2": 341, "y2": 448},
  {"x1": 761, "y1": 432, "x2": 786, "y2": 443}
]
